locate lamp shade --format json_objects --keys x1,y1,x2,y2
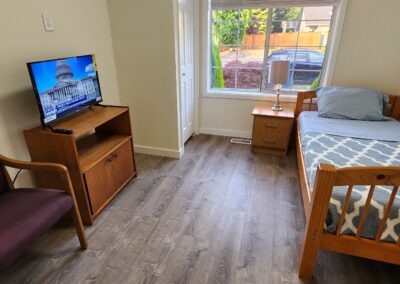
[{"x1": 268, "y1": 61, "x2": 289, "y2": 84}]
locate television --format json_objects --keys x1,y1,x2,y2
[{"x1": 27, "y1": 54, "x2": 103, "y2": 126}]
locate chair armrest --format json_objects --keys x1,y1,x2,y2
[
  {"x1": 0, "y1": 155, "x2": 74, "y2": 196},
  {"x1": 0, "y1": 155, "x2": 68, "y2": 174}
]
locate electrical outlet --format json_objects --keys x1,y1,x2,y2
[{"x1": 42, "y1": 13, "x2": 55, "y2": 31}]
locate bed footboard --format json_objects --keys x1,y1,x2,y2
[{"x1": 298, "y1": 165, "x2": 400, "y2": 279}]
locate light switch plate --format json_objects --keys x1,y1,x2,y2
[{"x1": 42, "y1": 13, "x2": 55, "y2": 31}]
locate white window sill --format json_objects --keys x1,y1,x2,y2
[{"x1": 204, "y1": 89, "x2": 298, "y2": 103}]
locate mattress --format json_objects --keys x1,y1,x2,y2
[{"x1": 298, "y1": 112, "x2": 400, "y2": 242}]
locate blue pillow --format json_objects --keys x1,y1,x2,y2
[{"x1": 316, "y1": 87, "x2": 390, "y2": 121}]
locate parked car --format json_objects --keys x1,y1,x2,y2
[{"x1": 267, "y1": 49, "x2": 324, "y2": 87}]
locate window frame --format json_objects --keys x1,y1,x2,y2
[{"x1": 202, "y1": 0, "x2": 348, "y2": 102}]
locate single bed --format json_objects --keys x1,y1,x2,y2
[{"x1": 295, "y1": 91, "x2": 400, "y2": 279}]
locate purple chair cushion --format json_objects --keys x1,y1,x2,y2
[{"x1": 0, "y1": 188, "x2": 73, "y2": 269}]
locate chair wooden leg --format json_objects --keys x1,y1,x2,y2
[
  {"x1": 59, "y1": 169, "x2": 88, "y2": 249},
  {"x1": 70, "y1": 207, "x2": 88, "y2": 249}
]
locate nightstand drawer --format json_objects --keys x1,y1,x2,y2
[
  {"x1": 253, "y1": 116, "x2": 292, "y2": 134},
  {"x1": 252, "y1": 131, "x2": 289, "y2": 149}
]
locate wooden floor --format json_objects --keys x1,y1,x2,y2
[{"x1": 1, "y1": 135, "x2": 400, "y2": 284}]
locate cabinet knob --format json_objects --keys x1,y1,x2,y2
[{"x1": 265, "y1": 123, "x2": 278, "y2": 129}]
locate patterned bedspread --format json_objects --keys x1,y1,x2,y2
[{"x1": 301, "y1": 132, "x2": 400, "y2": 242}]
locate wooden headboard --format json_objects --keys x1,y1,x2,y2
[{"x1": 294, "y1": 91, "x2": 400, "y2": 120}]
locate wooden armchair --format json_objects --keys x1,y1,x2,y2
[{"x1": 0, "y1": 155, "x2": 87, "y2": 270}]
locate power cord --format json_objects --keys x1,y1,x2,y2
[{"x1": 12, "y1": 169, "x2": 23, "y2": 184}]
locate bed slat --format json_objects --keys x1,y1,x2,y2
[
  {"x1": 375, "y1": 186, "x2": 399, "y2": 242},
  {"x1": 356, "y1": 185, "x2": 376, "y2": 239},
  {"x1": 336, "y1": 185, "x2": 353, "y2": 236}
]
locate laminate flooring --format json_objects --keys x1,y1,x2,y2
[{"x1": 1, "y1": 135, "x2": 400, "y2": 284}]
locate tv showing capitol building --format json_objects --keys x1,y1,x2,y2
[{"x1": 27, "y1": 55, "x2": 102, "y2": 125}]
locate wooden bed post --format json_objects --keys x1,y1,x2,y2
[
  {"x1": 295, "y1": 91, "x2": 316, "y2": 119},
  {"x1": 298, "y1": 164, "x2": 336, "y2": 279}
]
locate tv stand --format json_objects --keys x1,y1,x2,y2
[{"x1": 24, "y1": 105, "x2": 137, "y2": 225}]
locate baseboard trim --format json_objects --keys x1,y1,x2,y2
[
  {"x1": 134, "y1": 145, "x2": 184, "y2": 159},
  {"x1": 199, "y1": 127, "x2": 252, "y2": 139}
]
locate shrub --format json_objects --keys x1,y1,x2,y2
[
  {"x1": 223, "y1": 61, "x2": 263, "y2": 89},
  {"x1": 310, "y1": 74, "x2": 321, "y2": 90},
  {"x1": 211, "y1": 42, "x2": 224, "y2": 88}
]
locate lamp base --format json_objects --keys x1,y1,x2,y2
[
  {"x1": 271, "y1": 104, "x2": 284, "y2": 111},
  {"x1": 272, "y1": 86, "x2": 284, "y2": 111}
]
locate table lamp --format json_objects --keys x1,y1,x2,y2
[{"x1": 268, "y1": 60, "x2": 289, "y2": 111}]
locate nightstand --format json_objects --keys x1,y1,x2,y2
[{"x1": 251, "y1": 106, "x2": 294, "y2": 156}]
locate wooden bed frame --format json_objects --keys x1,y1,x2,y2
[{"x1": 295, "y1": 91, "x2": 400, "y2": 279}]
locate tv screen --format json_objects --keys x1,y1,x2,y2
[{"x1": 27, "y1": 54, "x2": 103, "y2": 126}]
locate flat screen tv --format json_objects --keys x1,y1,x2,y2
[{"x1": 27, "y1": 54, "x2": 103, "y2": 126}]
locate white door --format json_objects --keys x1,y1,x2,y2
[{"x1": 179, "y1": 0, "x2": 195, "y2": 143}]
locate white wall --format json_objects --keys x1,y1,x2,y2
[
  {"x1": 200, "y1": 0, "x2": 400, "y2": 138},
  {"x1": 0, "y1": 0, "x2": 120, "y2": 184},
  {"x1": 107, "y1": 0, "x2": 182, "y2": 158},
  {"x1": 331, "y1": 0, "x2": 400, "y2": 95},
  {"x1": 200, "y1": 98, "x2": 293, "y2": 138}
]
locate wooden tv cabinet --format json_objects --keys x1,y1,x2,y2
[{"x1": 24, "y1": 105, "x2": 137, "y2": 225}]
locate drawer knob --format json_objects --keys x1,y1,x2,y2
[
  {"x1": 265, "y1": 123, "x2": 278, "y2": 129},
  {"x1": 263, "y1": 139, "x2": 276, "y2": 145}
]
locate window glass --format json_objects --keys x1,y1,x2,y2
[{"x1": 210, "y1": 5, "x2": 334, "y2": 93}]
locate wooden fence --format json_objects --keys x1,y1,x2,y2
[{"x1": 220, "y1": 32, "x2": 325, "y2": 51}]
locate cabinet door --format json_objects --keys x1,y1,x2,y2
[
  {"x1": 111, "y1": 140, "x2": 135, "y2": 190},
  {"x1": 84, "y1": 156, "x2": 115, "y2": 215}
]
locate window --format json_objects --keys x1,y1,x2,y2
[{"x1": 209, "y1": 3, "x2": 337, "y2": 94}]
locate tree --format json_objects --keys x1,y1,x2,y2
[
  {"x1": 246, "y1": 9, "x2": 268, "y2": 35},
  {"x1": 272, "y1": 8, "x2": 302, "y2": 33},
  {"x1": 213, "y1": 10, "x2": 250, "y2": 45}
]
